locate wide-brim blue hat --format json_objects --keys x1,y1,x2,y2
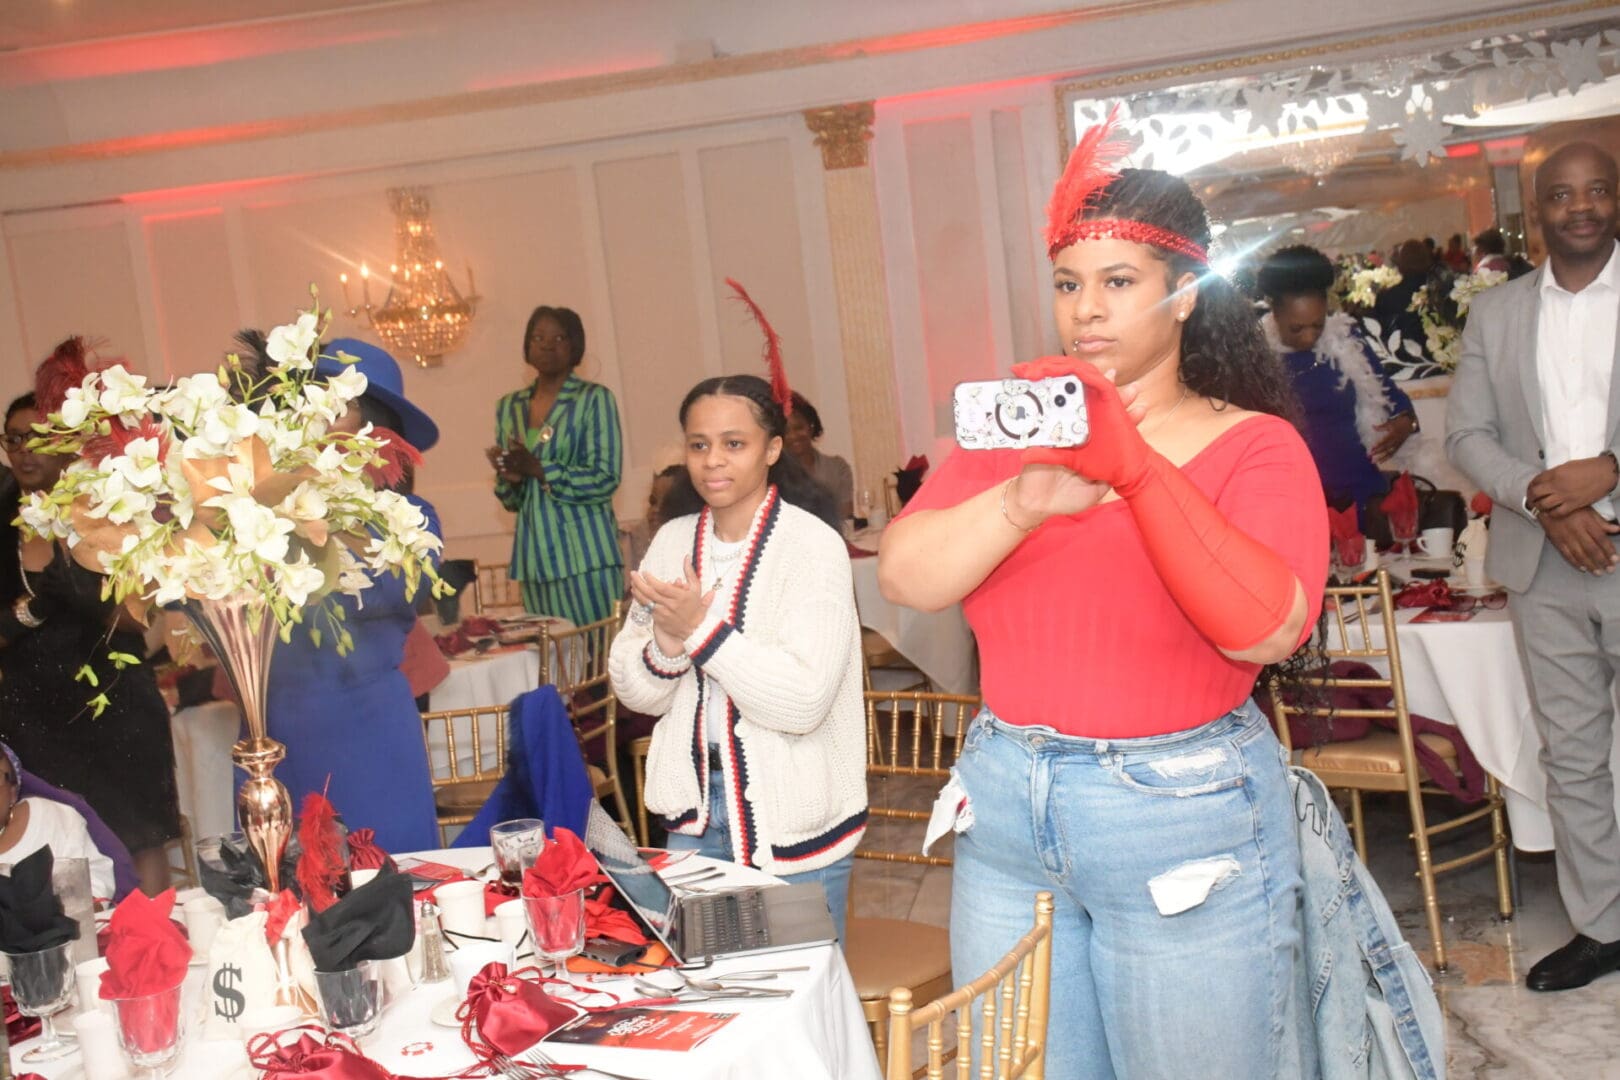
[{"x1": 316, "y1": 338, "x2": 439, "y2": 452}]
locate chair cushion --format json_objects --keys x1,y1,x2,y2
[
  {"x1": 587, "y1": 763, "x2": 613, "y2": 796},
  {"x1": 846, "y1": 917, "x2": 951, "y2": 999},
  {"x1": 861, "y1": 629, "x2": 907, "y2": 670},
  {"x1": 1300, "y1": 730, "x2": 1458, "y2": 775},
  {"x1": 434, "y1": 779, "x2": 498, "y2": 814}
]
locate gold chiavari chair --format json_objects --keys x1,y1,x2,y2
[
  {"x1": 882, "y1": 475, "x2": 903, "y2": 521},
  {"x1": 472, "y1": 561, "x2": 525, "y2": 616},
  {"x1": 421, "y1": 704, "x2": 509, "y2": 847},
  {"x1": 848, "y1": 689, "x2": 982, "y2": 1063},
  {"x1": 1268, "y1": 569, "x2": 1513, "y2": 971},
  {"x1": 539, "y1": 602, "x2": 633, "y2": 838},
  {"x1": 629, "y1": 735, "x2": 653, "y2": 847},
  {"x1": 885, "y1": 891, "x2": 1054, "y2": 1080}
]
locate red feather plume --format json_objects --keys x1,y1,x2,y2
[
  {"x1": 296, "y1": 792, "x2": 346, "y2": 914},
  {"x1": 362, "y1": 426, "x2": 424, "y2": 492},
  {"x1": 34, "y1": 337, "x2": 91, "y2": 416},
  {"x1": 1044, "y1": 103, "x2": 1131, "y2": 255},
  {"x1": 723, "y1": 278, "x2": 792, "y2": 416}
]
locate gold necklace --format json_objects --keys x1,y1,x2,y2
[{"x1": 1141, "y1": 388, "x2": 1191, "y2": 436}]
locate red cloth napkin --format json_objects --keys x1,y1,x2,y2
[
  {"x1": 1328, "y1": 506, "x2": 1364, "y2": 566},
  {"x1": 1383, "y1": 473, "x2": 1419, "y2": 540},
  {"x1": 345, "y1": 830, "x2": 392, "y2": 873},
  {"x1": 264, "y1": 889, "x2": 302, "y2": 947},
  {"x1": 248, "y1": 1027, "x2": 394, "y2": 1080},
  {"x1": 903, "y1": 454, "x2": 929, "y2": 473},
  {"x1": 585, "y1": 887, "x2": 646, "y2": 946},
  {"x1": 1395, "y1": 580, "x2": 1454, "y2": 609},
  {"x1": 99, "y1": 890, "x2": 190, "y2": 998},
  {"x1": 845, "y1": 540, "x2": 877, "y2": 558},
  {"x1": 520, "y1": 828, "x2": 602, "y2": 899},
  {"x1": 458, "y1": 964, "x2": 582, "y2": 1061},
  {"x1": 1470, "y1": 492, "x2": 1493, "y2": 517}
]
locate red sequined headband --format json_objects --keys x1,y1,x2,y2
[{"x1": 1045, "y1": 105, "x2": 1209, "y2": 265}]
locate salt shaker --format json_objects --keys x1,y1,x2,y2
[{"x1": 417, "y1": 901, "x2": 452, "y2": 984}]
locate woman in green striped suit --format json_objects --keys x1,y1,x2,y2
[{"x1": 486, "y1": 305, "x2": 624, "y2": 624}]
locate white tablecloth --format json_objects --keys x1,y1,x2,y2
[
  {"x1": 170, "y1": 700, "x2": 242, "y2": 843},
  {"x1": 1326, "y1": 564, "x2": 1620, "y2": 852},
  {"x1": 849, "y1": 539, "x2": 978, "y2": 697},
  {"x1": 13, "y1": 850, "x2": 880, "y2": 1080}
]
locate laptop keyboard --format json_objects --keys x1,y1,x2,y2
[{"x1": 690, "y1": 890, "x2": 770, "y2": 955}]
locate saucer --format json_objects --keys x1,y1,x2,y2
[{"x1": 430, "y1": 995, "x2": 463, "y2": 1028}]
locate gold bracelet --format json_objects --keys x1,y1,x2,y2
[{"x1": 1000, "y1": 478, "x2": 1036, "y2": 534}]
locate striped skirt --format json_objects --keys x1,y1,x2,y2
[{"x1": 521, "y1": 567, "x2": 624, "y2": 626}]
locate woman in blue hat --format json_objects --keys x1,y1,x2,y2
[
  {"x1": 486, "y1": 306, "x2": 624, "y2": 625},
  {"x1": 263, "y1": 337, "x2": 442, "y2": 853}
]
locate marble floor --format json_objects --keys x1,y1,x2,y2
[{"x1": 851, "y1": 773, "x2": 1618, "y2": 1079}]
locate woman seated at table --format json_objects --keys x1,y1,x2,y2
[
  {"x1": 608, "y1": 374, "x2": 865, "y2": 939},
  {"x1": 785, "y1": 392, "x2": 854, "y2": 520},
  {"x1": 1258, "y1": 244, "x2": 1418, "y2": 519},
  {"x1": 0, "y1": 743, "x2": 116, "y2": 899}
]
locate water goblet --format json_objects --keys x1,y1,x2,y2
[
  {"x1": 313, "y1": 962, "x2": 383, "y2": 1041},
  {"x1": 523, "y1": 889, "x2": 586, "y2": 984},
  {"x1": 7, "y1": 941, "x2": 77, "y2": 1062},
  {"x1": 110, "y1": 981, "x2": 186, "y2": 1078},
  {"x1": 490, "y1": 819, "x2": 546, "y2": 888}
]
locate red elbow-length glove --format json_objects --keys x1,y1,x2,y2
[{"x1": 1013, "y1": 357, "x2": 1299, "y2": 652}]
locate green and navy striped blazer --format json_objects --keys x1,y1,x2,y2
[{"x1": 494, "y1": 376, "x2": 624, "y2": 583}]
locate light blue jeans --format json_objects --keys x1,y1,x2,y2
[
  {"x1": 665, "y1": 775, "x2": 854, "y2": 941},
  {"x1": 951, "y1": 700, "x2": 1304, "y2": 1079}
]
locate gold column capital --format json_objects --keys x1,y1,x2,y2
[{"x1": 804, "y1": 103, "x2": 875, "y2": 170}]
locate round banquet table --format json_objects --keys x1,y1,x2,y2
[
  {"x1": 10, "y1": 850, "x2": 881, "y2": 1080},
  {"x1": 848, "y1": 532, "x2": 978, "y2": 696},
  {"x1": 1324, "y1": 557, "x2": 1620, "y2": 852}
]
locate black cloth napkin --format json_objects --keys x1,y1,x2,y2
[
  {"x1": 301, "y1": 864, "x2": 415, "y2": 972},
  {"x1": 0, "y1": 849, "x2": 79, "y2": 953},
  {"x1": 198, "y1": 835, "x2": 303, "y2": 919}
]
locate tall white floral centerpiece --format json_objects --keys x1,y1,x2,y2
[{"x1": 18, "y1": 303, "x2": 444, "y2": 893}]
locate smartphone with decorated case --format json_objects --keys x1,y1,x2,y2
[{"x1": 952, "y1": 376, "x2": 1090, "y2": 450}]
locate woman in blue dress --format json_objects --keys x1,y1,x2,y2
[
  {"x1": 264, "y1": 338, "x2": 441, "y2": 853},
  {"x1": 1257, "y1": 245, "x2": 1418, "y2": 517}
]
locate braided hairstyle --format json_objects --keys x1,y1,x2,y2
[
  {"x1": 1256, "y1": 245, "x2": 1336, "y2": 305},
  {"x1": 660, "y1": 375, "x2": 840, "y2": 531},
  {"x1": 1082, "y1": 169, "x2": 1298, "y2": 422}
]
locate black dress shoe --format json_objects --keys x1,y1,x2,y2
[{"x1": 1526, "y1": 934, "x2": 1620, "y2": 991}]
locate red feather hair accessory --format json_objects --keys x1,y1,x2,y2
[
  {"x1": 723, "y1": 278, "x2": 792, "y2": 416},
  {"x1": 33, "y1": 337, "x2": 92, "y2": 416},
  {"x1": 295, "y1": 792, "x2": 346, "y2": 914},
  {"x1": 361, "y1": 426, "x2": 424, "y2": 492},
  {"x1": 1045, "y1": 105, "x2": 1208, "y2": 265}
]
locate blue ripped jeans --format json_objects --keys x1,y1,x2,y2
[
  {"x1": 950, "y1": 700, "x2": 1305, "y2": 1079},
  {"x1": 665, "y1": 775, "x2": 854, "y2": 942}
]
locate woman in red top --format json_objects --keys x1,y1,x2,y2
[{"x1": 880, "y1": 118, "x2": 1328, "y2": 1076}]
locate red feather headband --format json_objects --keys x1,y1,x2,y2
[
  {"x1": 1045, "y1": 106, "x2": 1208, "y2": 265},
  {"x1": 723, "y1": 278, "x2": 793, "y2": 416}
]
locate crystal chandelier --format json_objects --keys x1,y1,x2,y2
[
  {"x1": 1278, "y1": 133, "x2": 1362, "y2": 183},
  {"x1": 339, "y1": 188, "x2": 479, "y2": 368}
]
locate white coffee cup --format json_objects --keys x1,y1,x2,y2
[
  {"x1": 183, "y1": 895, "x2": 228, "y2": 959},
  {"x1": 1417, "y1": 527, "x2": 1455, "y2": 559},
  {"x1": 448, "y1": 939, "x2": 512, "y2": 998},
  {"x1": 238, "y1": 1003, "x2": 304, "y2": 1047},
  {"x1": 73, "y1": 1007, "x2": 129, "y2": 1080},
  {"x1": 350, "y1": 868, "x2": 379, "y2": 889},
  {"x1": 434, "y1": 880, "x2": 488, "y2": 941},
  {"x1": 494, "y1": 899, "x2": 528, "y2": 955},
  {"x1": 76, "y1": 955, "x2": 113, "y2": 1016}
]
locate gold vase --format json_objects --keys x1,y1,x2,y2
[{"x1": 177, "y1": 595, "x2": 291, "y2": 893}]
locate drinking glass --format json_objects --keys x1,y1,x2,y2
[
  {"x1": 313, "y1": 962, "x2": 382, "y2": 1040},
  {"x1": 856, "y1": 488, "x2": 875, "y2": 523},
  {"x1": 523, "y1": 889, "x2": 586, "y2": 982},
  {"x1": 110, "y1": 982, "x2": 185, "y2": 1078},
  {"x1": 490, "y1": 819, "x2": 546, "y2": 888},
  {"x1": 8, "y1": 941, "x2": 77, "y2": 1062}
]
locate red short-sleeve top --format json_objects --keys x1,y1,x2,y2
[{"x1": 899, "y1": 414, "x2": 1328, "y2": 738}]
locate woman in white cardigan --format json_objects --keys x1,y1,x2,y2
[{"x1": 608, "y1": 374, "x2": 866, "y2": 938}]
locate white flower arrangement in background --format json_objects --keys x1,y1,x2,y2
[
  {"x1": 1410, "y1": 268, "x2": 1508, "y2": 371},
  {"x1": 1343, "y1": 265, "x2": 1402, "y2": 309},
  {"x1": 19, "y1": 301, "x2": 445, "y2": 659}
]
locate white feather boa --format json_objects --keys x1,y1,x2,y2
[{"x1": 1263, "y1": 310, "x2": 1399, "y2": 458}]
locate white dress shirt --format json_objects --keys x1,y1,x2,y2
[{"x1": 1537, "y1": 241, "x2": 1620, "y2": 520}]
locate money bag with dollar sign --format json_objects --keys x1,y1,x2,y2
[{"x1": 201, "y1": 910, "x2": 282, "y2": 1041}]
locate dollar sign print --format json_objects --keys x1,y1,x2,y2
[{"x1": 212, "y1": 962, "x2": 245, "y2": 1022}]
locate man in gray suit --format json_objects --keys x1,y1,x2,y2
[{"x1": 1448, "y1": 141, "x2": 1620, "y2": 991}]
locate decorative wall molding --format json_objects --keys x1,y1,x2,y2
[{"x1": 804, "y1": 104, "x2": 876, "y2": 170}]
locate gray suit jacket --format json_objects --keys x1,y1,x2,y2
[{"x1": 1445, "y1": 265, "x2": 1620, "y2": 592}]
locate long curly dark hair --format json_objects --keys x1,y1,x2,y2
[
  {"x1": 1083, "y1": 169, "x2": 1298, "y2": 423},
  {"x1": 660, "y1": 375, "x2": 840, "y2": 532}
]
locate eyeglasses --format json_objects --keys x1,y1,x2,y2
[{"x1": 1446, "y1": 592, "x2": 1506, "y2": 612}]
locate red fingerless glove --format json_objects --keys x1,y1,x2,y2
[{"x1": 1010, "y1": 356, "x2": 1299, "y2": 652}]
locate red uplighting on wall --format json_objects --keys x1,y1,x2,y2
[{"x1": 1444, "y1": 142, "x2": 1481, "y2": 158}]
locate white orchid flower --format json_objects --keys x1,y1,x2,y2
[
  {"x1": 98, "y1": 366, "x2": 151, "y2": 418},
  {"x1": 110, "y1": 437, "x2": 164, "y2": 490},
  {"x1": 221, "y1": 496, "x2": 295, "y2": 564},
  {"x1": 265, "y1": 313, "x2": 320, "y2": 371},
  {"x1": 277, "y1": 554, "x2": 328, "y2": 609}
]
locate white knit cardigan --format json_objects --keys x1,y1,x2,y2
[{"x1": 607, "y1": 487, "x2": 868, "y2": 875}]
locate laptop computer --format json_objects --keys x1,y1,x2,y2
[{"x1": 585, "y1": 827, "x2": 838, "y2": 963}]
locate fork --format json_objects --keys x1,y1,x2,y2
[{"x1": 519, "y1": 1044, "x2": 649, "y2": 1080}]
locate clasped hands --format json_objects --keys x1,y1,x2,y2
[
  {"x1": 1527, "y1": 455, "x2": 1620, "y2": 575},
  {"x1": 1002, "y1": 357, "x2": 1150, "y2": 529},
  {"x1": 483, "y1": 439, "x2": 543, "y2": 484},
  {"x1": 628, "y1": 557, "x2": 717, "y2": 656}
]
